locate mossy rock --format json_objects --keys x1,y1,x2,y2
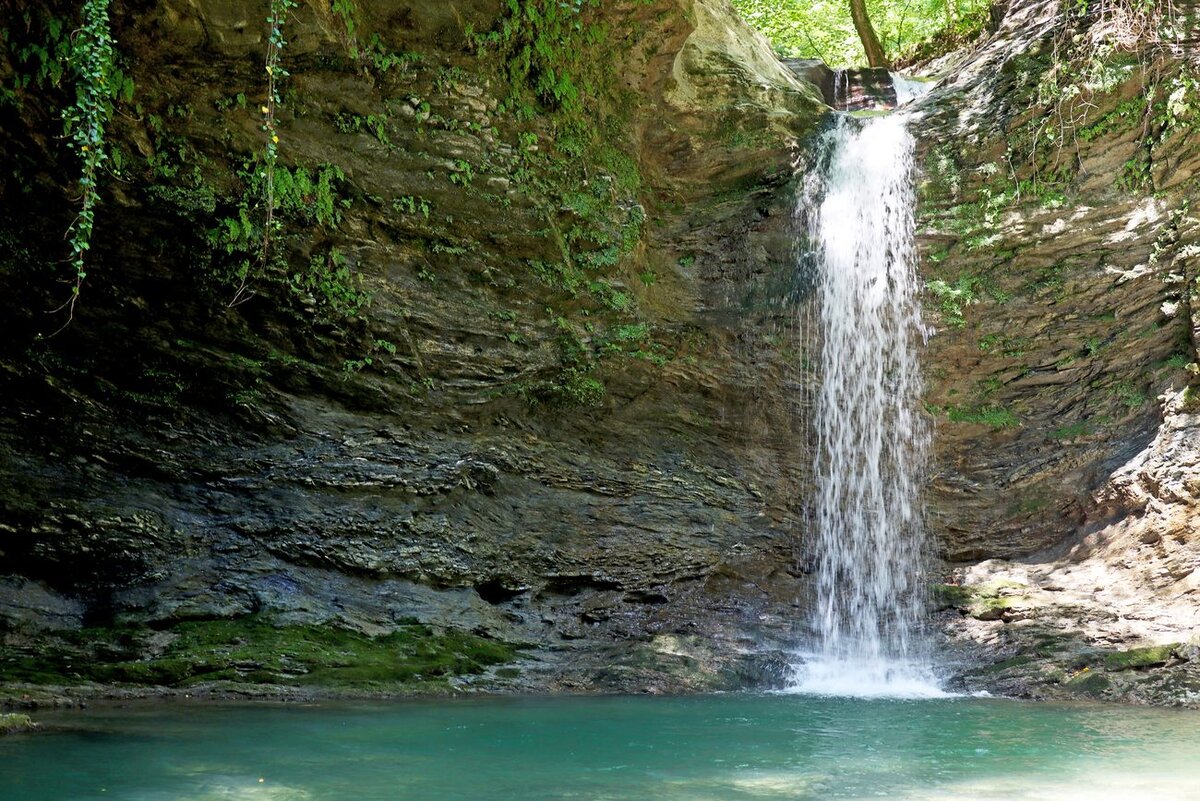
[
  {"x1": 980, "y1": 655, "x2": 1034, "y2": 675},
  {"x1": 1103, "y1": 644, "x2": 1180, "y2": 672},
  {"x1": 933, "y1": 580, "x2": 1032, "y2": 620},
  {"x1": 932, "y1": 583, "x2": 974, "y2": 609},
  {"x1": 0, "y1": 617, "x2": 520, "y2": 690},
  {"x1": 969, "y1": 595, "x2": 1015, "y2": 621},
  {"x1": 1066, "y1": 669, "x2": 1111, "y2": 696},
  {"x1": 0, "y1": 713, "x2": 38, "y2": 735}
]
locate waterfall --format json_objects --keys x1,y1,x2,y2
[{"x1": 787, "y1": 110, "x2": 946, "y2": 698}]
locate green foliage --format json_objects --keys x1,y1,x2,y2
[
  {"x1": 1051, "y1": 420, "x2": 1093, "y2": 439},
  {"x1": 254, "y1": 0, "x2": 299, "y2": 301},
  {"x1": 7, "y1": 4, "x2": 134, "y2": 316},
  {"x1": 392, "y1": 195, "x2": 433, "y2": 218},
  {"x1": 331, "y1": 0, "x2": 359, "y2": 58},
  {"x1": 945, "y1": 404, "x2": 1020, "y2": 429},
  {"x1": 1111, "y1": 380, "x2": 1147, "y2": 409},
  {"x1": 556, "y1": 368, "x2": 606, "y2": 407},
  {"x1": 472, "y1": 0, "x2": 599, "y2": 118},
  {"x1": 208, "y1": 161, "x2": 356, "y2": 315},
  {"x1": 61, "y1": 0, "x2": 125, "y2": 309},
  {"x1": 213, "y1": 92, "x2": 249, "y2": 113},
  {"x1": 359, "y1": 35, "x2": 423, "y2": 75},
  {"x1": 449, "y1": 159, "x2": 475, "y2": 186},
  {"x1": 334, "y1": 111, "x2": 392, "y2": 147},
  {"x1": 588, "y1": 279, "x2": 632, "y2": 312},
  {"x1": 730, "y1": 0, "x2": 994, "y2": 67},
  {"x1": 530, "y1": 259, "x2": 584, "y2": 295},
  {"x1": 926, "y1": 276, "x2": 977, "y2": 327},
  {"x1": 290, "y1": 247, "x2": 369, "y2": 317},
  {"x1": 1164, "y1": 353, "x2": 1192, "y2": 370},
  {"x1": 978, "y1": 333, "x2": 1030, "y2": 358}
]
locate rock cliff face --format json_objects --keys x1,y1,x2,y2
[
  {"x1": 0, "y1": 0, "x2": 1197, "y2": 705},
  {"x1": 911, "y1": 0, "x2": 1200, "y2": 702},
  {"x1": 0, "y1": 0, "x2": 828, "y2": 697}
]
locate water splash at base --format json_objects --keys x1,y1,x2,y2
[{"x1": 784, "y1": 655, "x2": 950, "y2": 699}]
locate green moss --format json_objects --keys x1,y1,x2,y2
[
  {"x1": 0, "y1": 618, "x2": 518, "y2": 689},
  {"x1": 978, "y1": 333, "x2": 1031, "y2": 358},
  {"x1": 1164, "y1": 353, "x2": 1193, "y2": 370},
  {"x1": 1006, "y1": 493, "x2": 1049, "y2": 516},
  {"x1": 522, "y1": 366, "x2": 605, "y2": 408},
  {"x1": 981, "y1": 655, "x2": 1034, "y2": 674},
  {"x1": 969, "y1": 595, "x2": 1015, "y2": 620},
  {"x1": 1103, "y1": 644, "x2": 1179, "y2": 671},
  {"x1": 1066, "y1": 669, "x2": 1111, "y2": 696},
  {"x1": 0, "y1": 713, "x2": 38, "y2": 735},
  {"x1": 931, "y1": 584, "x2": 975, "y2": 609},
  {"x1": 945, "y1": 405, "x2": 1020, "y2": 429},
  {"x1": 1078, "y1": 97, "x2": 1146, "y2": 142},
  {"x1": 1051, "y1": 421, "x2": 1092, "y2": 439},
  {"x1": 933, "y1": 580, "x2": 1030, "y2": 617}
]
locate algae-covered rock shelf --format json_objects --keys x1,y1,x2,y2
[{"x1": 1, "y1": 0, "x2": 1198, "y2": 707}]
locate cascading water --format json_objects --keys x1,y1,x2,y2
[{"x1": 787, "y1": 106, "x2": 946, "y2": 698}]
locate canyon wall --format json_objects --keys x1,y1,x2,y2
[{"x1": 1, "y1": 0, "x2": 1197, "y2": 704}]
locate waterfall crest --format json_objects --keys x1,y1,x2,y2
[{"x1": 788, "y1": 112, "x2": 945, "y2": 698}]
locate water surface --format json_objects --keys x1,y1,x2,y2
[{"x1": 3, "y1": 695, "x2": 1199, "y2": 800}]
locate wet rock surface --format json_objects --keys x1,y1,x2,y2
[
  {"x1": 914, "y1": 0, "x2": 1200, "y2": 704},
  {"x1": 0, "y1": 0, "x2": 824, "y2": 697},
  {"x1": 0, "y1": 0, "x2": 1197, "y2": 706}
]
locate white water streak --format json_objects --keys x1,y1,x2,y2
[{"x1": 788, "y1": 113, "x2": 942, "y2": 697}]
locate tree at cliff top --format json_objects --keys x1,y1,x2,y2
[
  {"x1": 730, "y1": 0, "x2": 994, "y2": 67},
  {"x1": 849, "y1": 0, "x2": 888, "y2": 68}
]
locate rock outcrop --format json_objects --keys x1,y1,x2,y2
[
  {"x1": 0, "y1": 0, "x2": 827, "y2": 697},
  {"x1": 910, "y1": 0, "x2": 1200, "y2": 703},
  {"x1": 1, "y1": 0, "x2": 1197, "y2": 706}
]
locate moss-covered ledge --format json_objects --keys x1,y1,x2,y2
[{"x1": 0, "y1": 616, "x2": 520, "y2": 695}]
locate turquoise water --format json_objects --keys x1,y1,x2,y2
[{"x1": 3, "y1": 695, "x2": 1199, "y2": 800}]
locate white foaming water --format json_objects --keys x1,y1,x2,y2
[{"x1": 788, "y1": 113, "x2": 942, "y2": 699}]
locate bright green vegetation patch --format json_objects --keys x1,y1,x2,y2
[
  {"x1": 926, "y1": 277, "x2": 976, "y2": 327},
  {"x1": 944, "y1": 404, "x2": 1019, "y2": 429},
  {"x1": 1103, "y1": 644, "x2": 1179, "y2": 672},
  {"x1": 1111, "y1": 380, "x2": 1147, "y2": 409},
  {"x1": 932, "y1": 579, "x2": 1033, "y2": 621},
  {"x1": 932, "y1": 579, "x2": 1027, "y2": 611},
  {"x1": 0, "y1": 618, "x2": 518, "y2": 689},
  {"x1": 1164, "y1": 352, "x2": 1193, "y2": 370}
]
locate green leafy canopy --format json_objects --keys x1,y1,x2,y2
[{"x1": 730, "y1": 0, "x2": 993, "y2": 68}]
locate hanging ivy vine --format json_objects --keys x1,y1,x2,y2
[
  {"x1": 231, "y1": 0, "x2": 298, "y2": 306},
  {"x1": 59, "y1": 0, "x2": 131, "y2": 321}
]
